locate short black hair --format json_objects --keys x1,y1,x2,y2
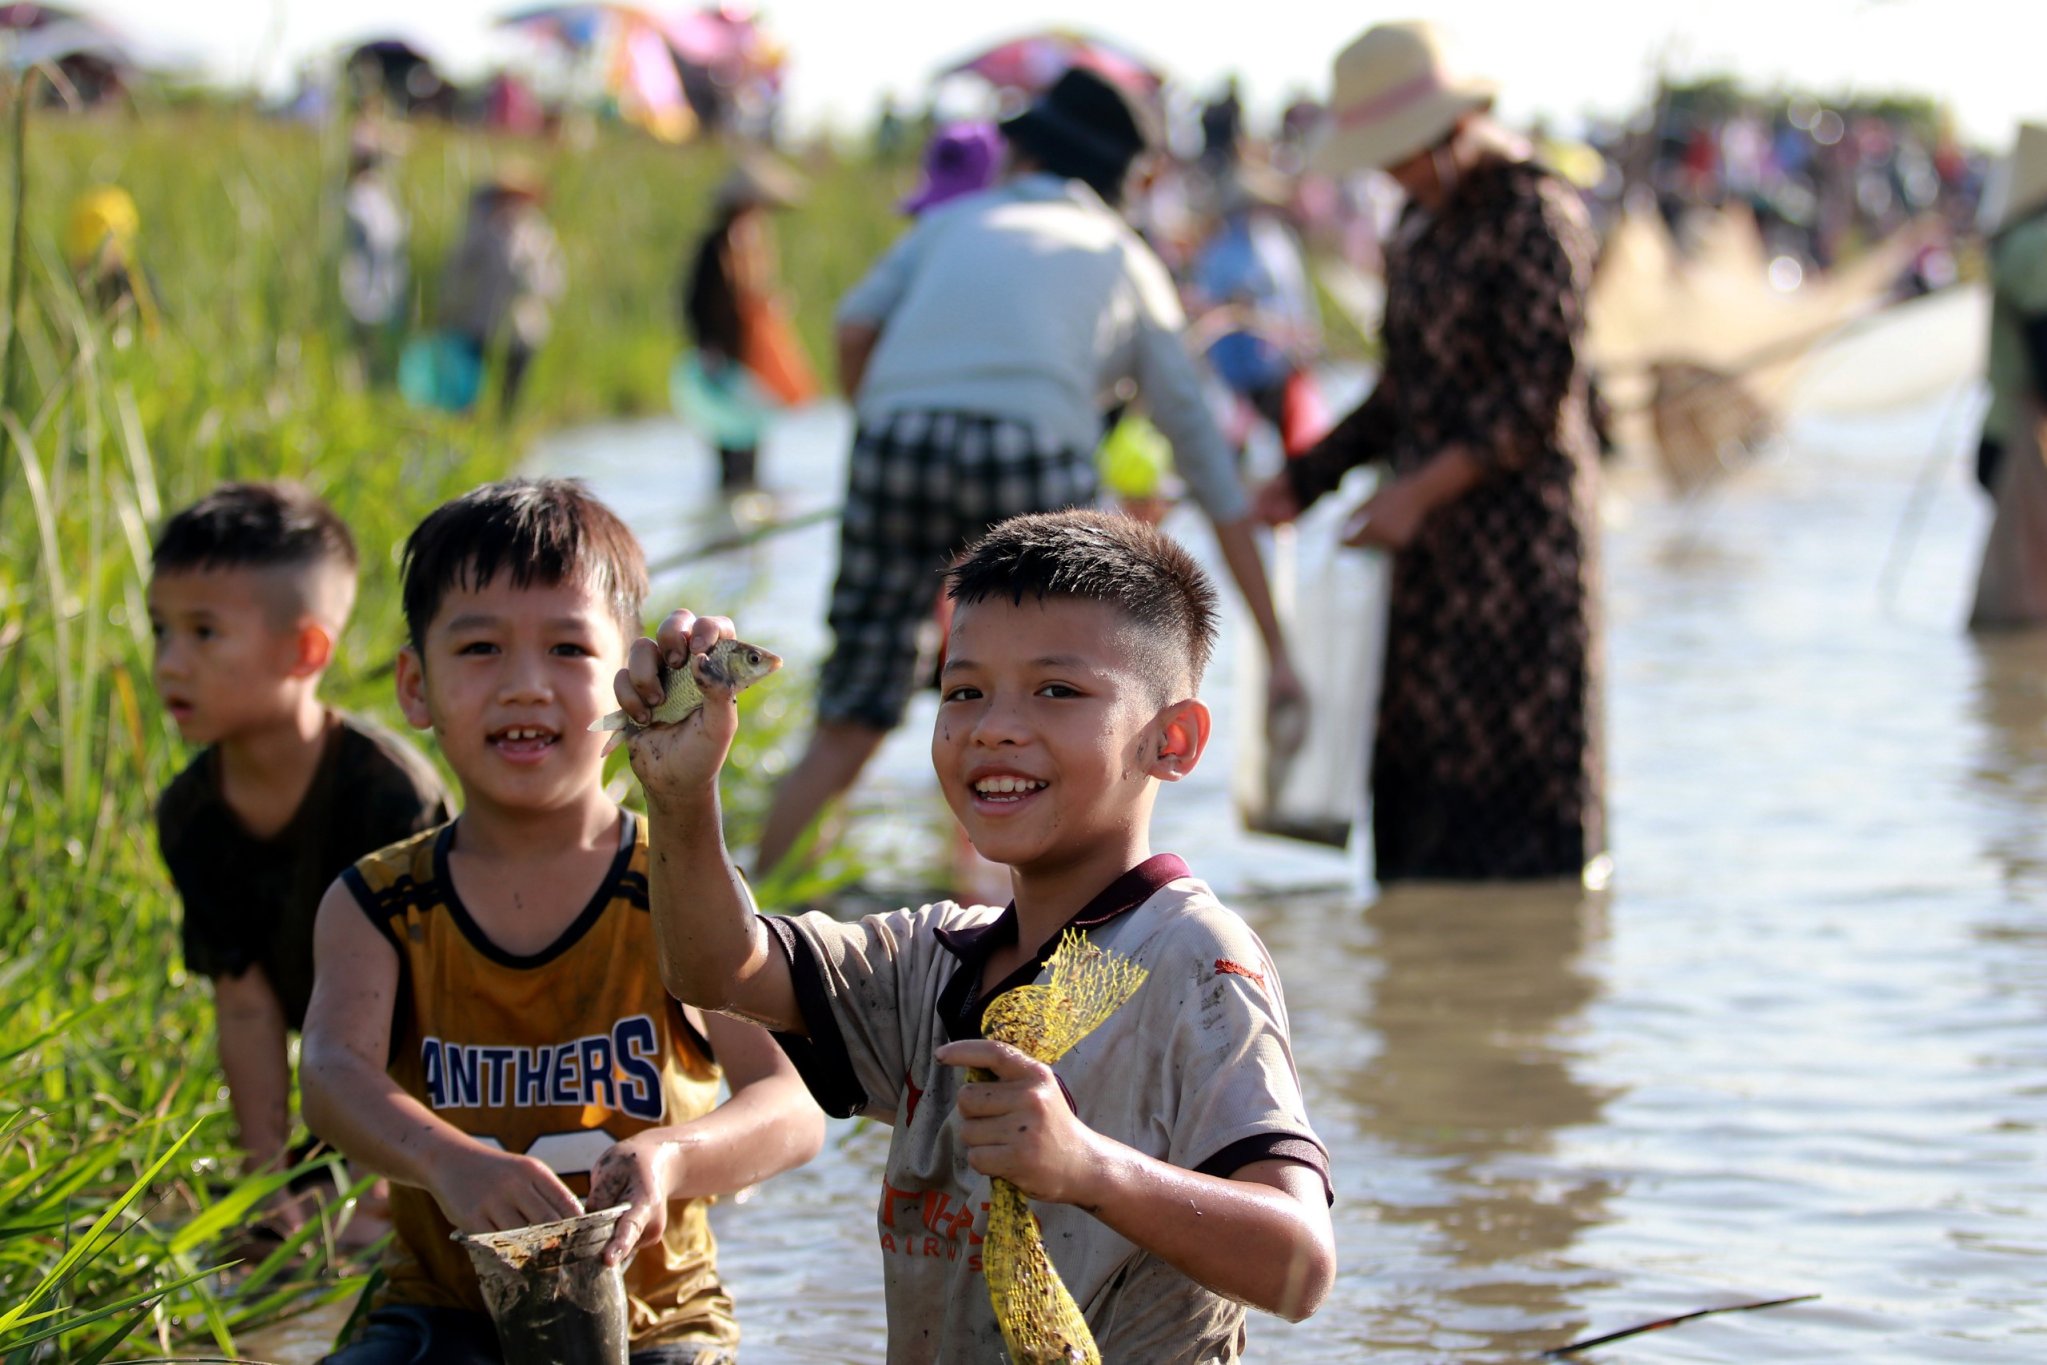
[
  {"x1": 152, "y1": 481, "x2": 358, "y2": 624},
  {"x1": 400, "y1": 478, "x2": 648, "y2": 655},
  {"x1": 946, "y1": 509, "x2": 1218, "y2": 697}
]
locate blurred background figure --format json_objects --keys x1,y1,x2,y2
[
  {"x1": 1187, "y1": 159, "x2": 1326, "y2": 463},
  {"x1": 752, "y1": 66, "x2": 1301, "y2": 879},
  {"x1": 64, "y1": 184, "x2": 157, "y2": 335},
  {"x1": 898, "y1": 121, "x2": 1001, "y2": 217},
  {"x1": 338, "y1": 125, "x2": 408, "y2": 384},
  {"x1": 433, "y1": 165, "x2": 564, "y2": 413},
  {"x1": 1967, "y1": 122, "x2": 2047, "y2": 629},
  {"x1": 1256, "y1": 20, "x2": 1605, "y2": 885},
  {"x1": 676, "y1": 155, "x2": 816, "y2": 492},
  {"x1": 1199, "y1": 74, "x2": 1244, "y2": 172}
]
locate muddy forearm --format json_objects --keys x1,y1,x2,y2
[
  {"x1": 640, "y1": 1075, "x2": 824, "y2": 1200},
  {"x1": 1077, "y1": 1146, "x2": 1334, "y2": 1322},
  {"x1": 301, "y1": 1046, "x2": 480, "y2": 1195},
  {"x1": 645, "y1": 786, "x2": 801, "y2": 1031}
]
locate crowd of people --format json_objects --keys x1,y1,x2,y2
[
  {"x1": 1609, "y1": 87, "x2": 1986, "y2": 283},
  {"x1": 113, "y1": 10, "x2": 2047, "y2": 1363}
]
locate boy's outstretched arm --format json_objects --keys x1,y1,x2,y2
[
  {"x1": 589, "y1": 1011, "x2": 824, "y2": 1264},
  {"x1": 300, "y1": 881, "x2": 584, "y2": 1233},
  {"x1": 937, "y1": 1039, "x2": 1336, "y2": 1322},
  {"x1": 615, "y1": 609, "x2": 803, "y2": 1034}
]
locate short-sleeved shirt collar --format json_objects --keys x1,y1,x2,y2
[{"x1": 933, "y1": 853, "x2": 1188, "y2": 1042}]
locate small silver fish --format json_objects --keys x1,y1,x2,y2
[{"x1": 591, "y1": 638, "x2": 783, "y2": 738}]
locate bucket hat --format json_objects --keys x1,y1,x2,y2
[
  {"x1": 1309, "y1": 21, "x2": 1495, "y2": 176},
  {"x1": 900, "y1": 122, "x2": 1002, "y2": 215},
  {"x1": 1000, "y1": 67, "x2": 1157, "y2": 190},
  {"x1": 1993, "y1": 122, "x2": 2047, "y2": 233}
]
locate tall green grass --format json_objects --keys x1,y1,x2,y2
[{"x1": 1, "y1": 93, "x2": 904, "y2": 1360}]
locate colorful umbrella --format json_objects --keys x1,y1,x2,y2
[
  {"x1": 496, "y1": 3, "x2": 648, "y2": 55},
  {"x1": 941, "y1": 29, "x2": 1161, "y2": 94},
  {"x1": 495, "y1": 3, "x2": 694, "y2": 141},
  {"x1": 661, "y1": 4, "x2": 751, "y2": 67}
]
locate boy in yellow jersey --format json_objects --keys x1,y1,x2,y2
[
  {"x1": 301, "y1": 479, "x2": 823, "y2": 1365},
  {"x1": 615, "y1": 511, "x2": 1335, "y2": 1363}
]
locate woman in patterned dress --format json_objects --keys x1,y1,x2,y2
[{"x1": 1255, "y1": 22, "x2": 1605, "y2": 882}]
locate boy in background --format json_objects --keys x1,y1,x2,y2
[
  {"x1": 301, "y1": 479, "x2": 822, "y2": 1364},
  {"x1": 151, "y1": 482, "x2": 449, "y2": 1231},
  {"x1": 615, "y1": 510, "x2": 1334, "y2": 1362}
]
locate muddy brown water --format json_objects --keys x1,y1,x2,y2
[{"x1": 245, "y1": 378, "x2": 2047, "y2": 1362}]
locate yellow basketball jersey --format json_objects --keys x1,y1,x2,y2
[{"x1": 341, "y1": 811, "x2": 736, "y2": 1348}]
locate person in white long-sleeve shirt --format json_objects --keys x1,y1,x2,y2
[{"x1": 753, "y1": 67, "x2": 1302, "y2": 879}]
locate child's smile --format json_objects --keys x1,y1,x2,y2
[
  {"x1": 400, "y1": 575, "x2": 623, "y2": 814},
  {"x1": 487, "y1": 722, "x2": 560, "y2": 764},
  {"x1": 968, "y1": 766, "x2": 1052, "y2": 812},
  {"x1": 935, "y1": 595, "x2": 1181, "y2": 890}
]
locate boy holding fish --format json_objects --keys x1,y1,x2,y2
[
  {"x1": 300, "y1": 478, "x2": 821, "y2": 1364},
  {"x1": 615, "y1": 509, "x2": 1335, "y2": 1362}
]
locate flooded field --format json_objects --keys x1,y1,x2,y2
[{"x1": 248, "y1": 373, "x2": 2047, "y2": 1362}]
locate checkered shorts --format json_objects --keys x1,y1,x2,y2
[{"x1": 819, "y1": 409, "x2": 1098, "y2": 730}]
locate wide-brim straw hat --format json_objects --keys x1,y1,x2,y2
[
  {"x1": 1995, "y1": 122, "x2": 2047, "y2": 232},
  {"x1": 486, "y1": 160, "x2": 547, "y2": 203},
  {"x1": 1310, "y1": 21, "x2": 1496, "y2": 176},
  {"x1": 716, "y1": 153, "x2": 807, "y2": 212}
]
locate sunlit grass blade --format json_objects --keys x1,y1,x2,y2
[
  {"x1": 0, "y1": 1259, "x2": 225, "y2": 1355},
  {"x1": 165, "y1": 1156, "x2": 325, "y2": 1258},
  {"x1": 0, "y1": 1119, "x2": 200, "y2": 1334}
]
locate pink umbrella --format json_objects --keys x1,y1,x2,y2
[
  {"x1": 942, "y1": 29, "x2": 1161, "y2": 94},
  {"x1": 662, "y1": 4, "x2": 754, "y2": 67}
]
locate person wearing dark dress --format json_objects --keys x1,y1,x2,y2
[{"x1": 1256, "y1": 22, "x2": 1605, "y2": 883}]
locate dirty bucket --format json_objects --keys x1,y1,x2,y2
[{"x1": 454, "y1": 1204, "x2": 631, "y2": 1365}]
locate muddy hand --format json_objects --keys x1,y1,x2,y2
[
  {"x1": 434, "y1": 1146, "x2": 583, "y2": 1235},
  {"x1": 613, "y1": 610, "x2": 740, "y2": 797},
  {"x1": 589, "y1": 1134, "x2": 671, "y2": 1266},
  {"x1": 937, "y1": 1039, "x2": 1101, "y2": 1207}
]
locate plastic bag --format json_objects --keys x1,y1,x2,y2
[
  {"x1": 671, "y1": 352, "x2": 773, "y2": 448},
  {"x1": 1234, "y1": 468, "x2": 1387, "y2": 847}
]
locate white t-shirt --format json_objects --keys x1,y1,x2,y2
[
  {"x1": 765, "y1": 854, "x2": 1329, "y2": 1365},
  {"x1": 836, "y1": 175, "x2": 1252, "y2": 524}
]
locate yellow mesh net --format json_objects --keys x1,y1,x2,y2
[{"x1": 972, "y1": 930, "x2": 1149, "y2": 1365}]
